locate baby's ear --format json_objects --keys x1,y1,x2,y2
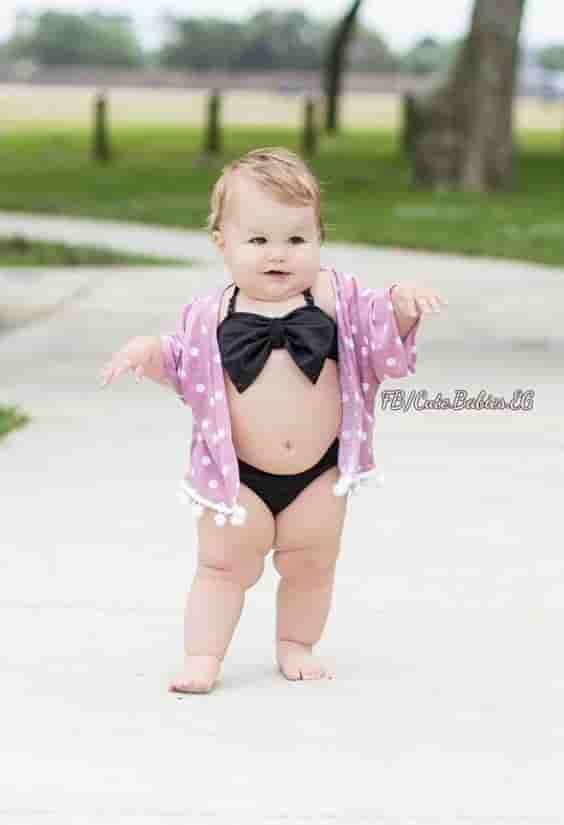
[{"x1": 212, "y1": 230, "x2": 224, "y2": 249}]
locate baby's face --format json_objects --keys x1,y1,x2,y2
[{"x1": 213, "y1": 175, "x2": 321, "y2": 303}]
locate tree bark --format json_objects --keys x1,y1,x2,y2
[
  {"x1": 403, "y1": 0, "x2": 526, "y2": 191},
  {"x1": 323, "y1": 0, "x2": 363, "y2": 134}
]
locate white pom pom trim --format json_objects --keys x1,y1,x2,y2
[
  {"x1": 332, "y1": 469, "x2": 385, "y2": 497},
  {"x1": 229, "y1": 504, "x2": 248, "y2": 526},
  {"x1": 176, "y1": 481, "x2": 249, "y2": 528},
  {"x1": 333, "y1": 475, "x2": 353, "y2": 497}
]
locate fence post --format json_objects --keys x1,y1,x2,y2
[
  {"x1": 301, "y1": 96, "x2": 317, "y2": 157},
  {"x1": 93, "y1": 91, "x2": 110, "y2": 163},
  {"x1": 203, "y1": 89, "x2": 221, "y2": 156}
]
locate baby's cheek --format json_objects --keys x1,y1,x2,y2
[{"x1": 237, "y1": 250, "x2": 258, "y2": 267}]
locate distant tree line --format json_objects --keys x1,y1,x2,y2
[
  {"x1": 4, "y1": 9, "x2": 560, "y2": 74},
  {"x1": 1, "y1": 11, "x2": 145, "y2": 68},
  {"x1": 0, "y1": 8, "x2": 494, "y2": 75}
]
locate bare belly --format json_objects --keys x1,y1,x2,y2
[{"x1": 225, "y1": 350, "x2": 342, "y2": 473}]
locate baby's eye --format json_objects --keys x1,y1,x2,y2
[
  {"x1": 249, "y1": 237, "x2": 266, "y2": 245},
  {"x1": 290, "y1": 236, "x2": 305, "y2": 244}
]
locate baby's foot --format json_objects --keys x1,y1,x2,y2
[
  {"x1": 277, "y1": 640, "x2": 334, "y2": 681},
  {"x1": 168, "y1": 655, "x2": 221, "y2": 694}
]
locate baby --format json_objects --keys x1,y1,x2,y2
[{"x1": 99, "y1": 147, "x2": 446, "y2": 693}]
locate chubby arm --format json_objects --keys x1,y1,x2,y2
[
  {"x1": 391, "y1": 289, "x2": 419, "y2": 341},
  {"x1": 390, "y1": 281, "x2": 447, "y2": 340},
  {"x1": 360, "y1": 280, "x2": 446, "y2": 382},
  {"x1": 99, "y1": 335, "x2": 170, "y2": 388},
  {"x1": 348, "y1": 277, "x2": 420, "y2": 383},
  {"x1": 99, "y1": 301, "x2": 194, "y2": 391},
  {"x1": 140, "y1": 336, "x2": 170, "y2": 386}
]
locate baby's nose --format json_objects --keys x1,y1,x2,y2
[{"x1": 268, "y1": 247, "x2": 285, "y2": 261}]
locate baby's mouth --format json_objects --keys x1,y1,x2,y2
[{"x1": 265, "y1": 270, "x2": 290, "y2": 276}]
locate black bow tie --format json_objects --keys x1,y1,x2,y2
[{"x1": 218, "y1": 306, "x2": 336, "y2": 394}]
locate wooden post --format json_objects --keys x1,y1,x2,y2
[
  {"x1": 204, "y1": 89, "x2": 221, "y2": 156},
  {"x1": 93, "y1": 92, "x2": 110, "y2": 163},
  {"x1": 302, "y1": 96, "x2": 317, "y2": 157},
  {"x1": 401, "y1": 93, "x2": 417, "y2": 158}
]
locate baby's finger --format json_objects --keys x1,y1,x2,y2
[
  {"x1": 102, "y1": 363, "x2": 122, "y2": 385},
  {"x1": 98, "y1": 364, "x2": 114, "y2": 387},
  {"x1": 416, "y1": 297, "x2": 434, "y2": 315},
  {"x1": 134, "y1": 365, "x2": 144, "y2": 382},
  {"x1": 424, "y1": 296, "x2": 442, "y2": 314},
  {"x1": 405, "y1": 297, "x2": 419, "y2": 317},
  {"x1": 101, "y1": 359, "x2": 129, "y2": 386},
  {"x1": 112, "y1": 359, "x2": 133, "y2": 380}
]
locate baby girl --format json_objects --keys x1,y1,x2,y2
[{"x1": 99, "y1": 147, "x2": 446, "y2": 693}]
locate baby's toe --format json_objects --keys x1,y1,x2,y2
[
  {"x1": 169, "y1": 678, "x2": 212, "y2": 694},
  {"x1": 301, "y1": 666, "x2": 325, "y2": 680},
  {"x1": 279, "y1": 664, "x2": 302, "y2": 681}
]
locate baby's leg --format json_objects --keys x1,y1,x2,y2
[
  {"x1": 272, "y1": 465, "x2": 347, "y2": 680},
  {"x1": 169, "y1": 484, "x2": 275, "y2": 694}
]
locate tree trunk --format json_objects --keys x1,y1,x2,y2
[
  {"x1": 404, "y1": 0, "x2": 526, "y2": 191},
  {"x1": 323, "y1": 0, "x2": 363, "y2": 134}
]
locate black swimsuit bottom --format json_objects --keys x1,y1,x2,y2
[{"x1": 237, "y1": 437, "x2": 340, "y2": 517}]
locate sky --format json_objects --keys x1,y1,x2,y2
[{"x1": 0, "y1": 0, "x2": 562, "y2": 52}]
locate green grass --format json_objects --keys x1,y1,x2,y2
[
  {"x1": 0, "y1": 405, "x2": 30, "y2": 440},
  {"x1": 0, "y1": 235, "x2": 187, "y2": 266},
  {"x1": 0, "y1": 125, "x2": 563, "y2": 267}
]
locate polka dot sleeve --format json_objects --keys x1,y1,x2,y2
[{"x1": 159, "y1": 301, "x2": 193, "y2": 398}]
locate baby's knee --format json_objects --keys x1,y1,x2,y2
[
  {"x1": 273, "y1": 547, "x2": 338, "y2": 582},
  {"x1": 198, "y1": 556, "x2": 265, "y2": 590}
]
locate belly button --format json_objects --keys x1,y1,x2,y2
[{"x1": 283, "y1": 440, "x2": 293, "y2": 452}]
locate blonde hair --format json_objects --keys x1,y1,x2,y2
[{"x1": 207, "y1": 147, "x2": 326, "y2": 243}]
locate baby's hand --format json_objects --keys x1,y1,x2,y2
[
  {"x1": 390, "y1": 282, "x2": 448, "y2": 319},
  {"x1": 98, "y1": 337, "x2": 155, "y2": 388}
]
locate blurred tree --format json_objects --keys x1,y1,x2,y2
[
  {"x1": 537, "y1": 45, "x2": 564, "y2": 71},
  {"x1": 400, "y1": 36, "x2": 461, "y2": 75},
  {"x1": 159, "y1": 11, "x2": 327, "y2": 71},
  {"x1": 323, "y1": 0, "x2": 364, "y2": 134},
  {"x1": 6, "y1": 11, "x2": 144, "y2": 67},
  {"x1": 158, "y1": 17, "x2": 244, "y2": 70},
  {"x1": 236, "y1": 10, "x2": 324, "y2": 70},
  {"x1": 404, "y1": 0, "x2": 526, "y2": 191},
  {"x1": 348, "y1": 24, "x2": 399, "y2": 72}
]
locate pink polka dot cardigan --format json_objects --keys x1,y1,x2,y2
[{"x1": 160, "y1": 267, "x2": 420, "y2": 528}]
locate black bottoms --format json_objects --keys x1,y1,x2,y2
[{"x1": 237, "y1": 437, "x2": 339, "y2": 517}]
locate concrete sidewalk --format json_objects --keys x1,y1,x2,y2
[{"x1": 1, "y1": 213, "x2": 563, "y2": 824}]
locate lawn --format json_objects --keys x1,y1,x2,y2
[
  {"x1": 0, "y1": 405, "x2": 29, "y2": 440},
  {"x1": 1, "y1": 125, "x2": 563, "y2": 267},
  {"x1": 0, "y1": 235, "x2": 186, "y2": 265}
]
